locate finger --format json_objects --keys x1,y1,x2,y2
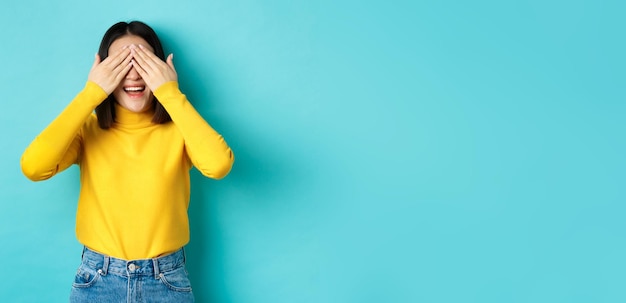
[
  {"x1": 103, "y1": 47, "x2": 131, "y2": 68},
  {"x1": 131, "y1": 58, "x2": 148, "y2": 79},
  {"x1": 111, "y1": 52, "x2": 134, "y2": 76},
  {"x1": 102, "y1": 55, "x2": 132, "y2": 92},
  {"x1": 109, "y1": 60, "x2": 133, "y2": 86},
  {"x1": 114, "y1": 61, "x2": 134, "y2": 83},
  {"x1": 133, "y1": 48, "x2": 156, "y2": 73},
  {"x1": 138, "y1": 44, "x2": 161, "y2": 61},
  {"x1": 136, "y1": 45, "x2": 168, "y2": 71},
  {"x1": 129, "y1": 47, "x2": 148, "y2": 71}
]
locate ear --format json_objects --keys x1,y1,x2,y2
[
  {"x1": 91, "y1": 53, "x2": 101, "y2": 70},
  {"x1": 166, "y1": 53, "x2": 175, "y2": 70}
]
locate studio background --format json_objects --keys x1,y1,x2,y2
[{"x1": 1, "y1": 0, "x2": 624, "y2": 302}]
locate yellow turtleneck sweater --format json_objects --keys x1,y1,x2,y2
[{"x1": 21, "y1": 81, "x2": 234, "y2": 260}]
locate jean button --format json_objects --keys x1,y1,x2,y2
[{"x1": 128, "y1": 264, "x2": 137, "y2": 271}]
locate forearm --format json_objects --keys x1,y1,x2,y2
[
  {"x1": 154, "y1": 81, "x2": 234, "y2": 179},
  {"x1": 21, "y1": 81, "x2": 107, "y2": 181}
]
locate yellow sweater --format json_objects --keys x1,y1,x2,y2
[{"x1": 21, "y1": 81, "x2": 234, "y2": 260}]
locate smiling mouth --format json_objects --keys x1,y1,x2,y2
[{"x1": 124, "y1": 86, "x2": 146, "y2": 94}]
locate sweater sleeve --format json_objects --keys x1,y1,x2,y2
[
  {"x1": 21, "y1": 81, "x2": 108, "y2": 181},
  {"x1": 154, "y1": 81, "x2": 234, "y2": 179}
]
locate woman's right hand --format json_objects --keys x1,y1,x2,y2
[{"x1": 87, "y1": 47, "x2": 133, "y2": 95}]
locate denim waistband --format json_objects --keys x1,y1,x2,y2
[{"x1": 80, "y1": 247, "x2": 186, "y2": 279}]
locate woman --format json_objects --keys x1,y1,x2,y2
[{"x1": 21, "y1": 21, "x2": 234, "y2": 302}]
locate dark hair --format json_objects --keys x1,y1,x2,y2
[{"x1": 95, "y1": 21, "x2": 172, "y2": 129}]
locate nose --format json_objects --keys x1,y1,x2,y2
[{"x1": 126, "y1": 66, "x2": 141, "y2": 80}]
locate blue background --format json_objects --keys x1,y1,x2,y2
[{"x1": 1, "y1": 0, "x2": 624, "y2": 302}]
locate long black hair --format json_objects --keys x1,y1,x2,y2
[{"x1": 95, "y1": 21, "x2": 172, "y2": 129}]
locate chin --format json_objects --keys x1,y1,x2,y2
[
  {"x1": 115, "y1": 94, "x2": 155, "y2": 113},
  {"x1": 114, "y1": 89, "x2": 154, "y2": 113},
  {"x1": 127, "y1": 101, "x2": 153, "y2": 113}
]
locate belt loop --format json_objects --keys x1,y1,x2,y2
[
  {"x1": 152, "y1": 258, "x2": 160, "y2": 279},
  {"x1": 101, "y1": 255, "x2": 110, "y2": 276},
  {"x1": 182, "y1": 247, "x2": 186, "y2": 263}
]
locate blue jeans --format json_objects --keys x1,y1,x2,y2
[{"x1": 69, "y1": 247, "x2": 195, "y2": 303}]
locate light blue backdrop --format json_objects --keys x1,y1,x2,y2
[{"x1": 1, "y1": 0, "x2": 624, "y2": 302}]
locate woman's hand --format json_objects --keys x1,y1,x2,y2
[
  {"x1": 130, "y1": 44, "x2": 177, "y2": 91},
  {"x1": 87, "y1": 47, "x2": 133, "y2": 95}
]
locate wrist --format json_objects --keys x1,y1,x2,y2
[
  {"x1": 153, "y1": 81, "x2": 180, "y2": 101},
  {"x1": 83, "y1": 81, "x2": 109, "y2": 106}
]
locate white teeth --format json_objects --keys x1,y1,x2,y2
[{"x1": 124, "y1": 86, "x2": 144, "y2": 92}]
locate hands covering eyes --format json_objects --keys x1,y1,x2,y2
[{"x1": 87, "y1": 44, "x2": 177, "y2": 95}]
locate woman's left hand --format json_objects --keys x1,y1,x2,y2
[{"x1": 130, "y1": 44, "x2": 178, "y2": 91}]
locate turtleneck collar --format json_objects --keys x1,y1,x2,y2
[{"x1": 114, "y1": 103, "x2": 155, "y2": 128}]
